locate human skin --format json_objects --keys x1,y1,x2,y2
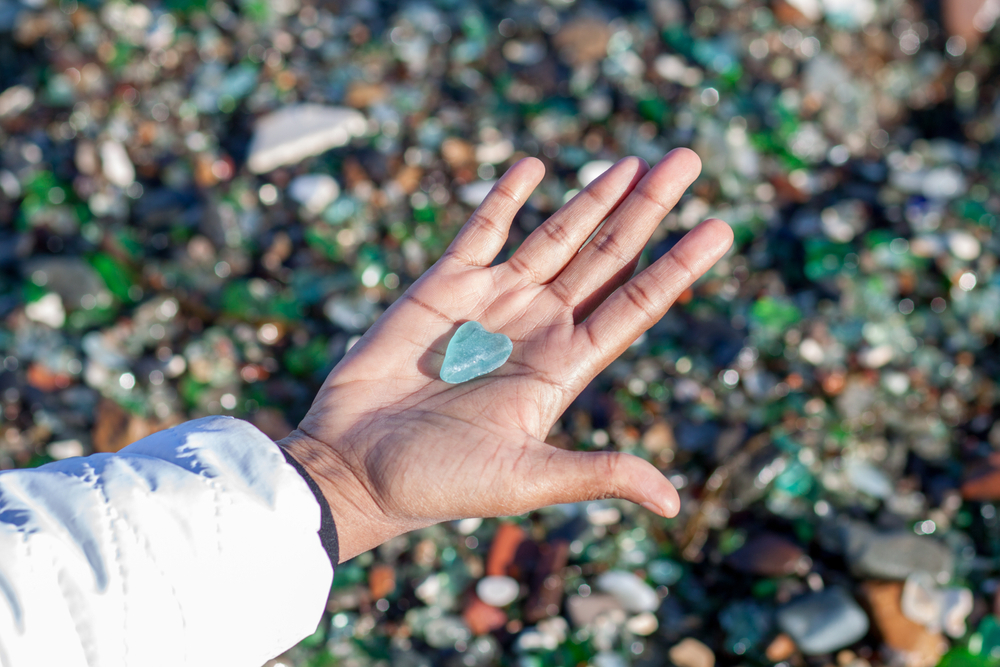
[{"x1": 279, "y1": 149, "x2": 734, "y2": 562}]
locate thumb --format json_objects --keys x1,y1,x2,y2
[{"x1": 517, "y1": 444, "x2": 681, "y2": 517}]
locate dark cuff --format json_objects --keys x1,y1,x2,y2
[{"x1": 278, "y1": 445, "x2": 340, "y2": 568}]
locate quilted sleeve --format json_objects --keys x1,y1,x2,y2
[{"x1": 0, "y1": 415, "x2": 334, "y2": 667}]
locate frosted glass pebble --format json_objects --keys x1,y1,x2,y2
[
  {"x1": 440, "y1": 321, "x2": 512, "y2": 384},
  {"x1": 476, "y1": 575, "x2": 520, "y2": 607}
]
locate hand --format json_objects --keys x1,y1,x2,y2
[{"x1": 280, "y1": 149, "x2": 733, "y2": 561}]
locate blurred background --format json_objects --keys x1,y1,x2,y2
[{"x1": 3, "y1": 0, "x2": 1000, "y2": 665}]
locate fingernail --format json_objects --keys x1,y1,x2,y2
[
  {"x1": 662, "y1": 499, "x2": 679, "y2": 518},
  {"x1": 640, "y1": 501, "x2": 663, "y2": 516}
]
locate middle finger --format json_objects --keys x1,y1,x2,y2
[{"x1": 547, "y1": 148, "x2": 702, "y2": 308}]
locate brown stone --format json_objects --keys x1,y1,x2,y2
[
  {"x1": 766, "y1": 633, "x2": 797, "y2": 662},
  {"x1": 771, "y1": 174, "x2": 810, "y2": 204},
  {"x1": 642, "y1": 420, "x2": 675, "y2": 454},
  {"x1": 26, "y1": 363, "x2": 70, "y2": 392},
  {"x1": 412, "y1": 538, "x2": 436, "y2": 567},
  {"x1": 486, "y1": 523, "x2": 525, "y2": 577},
  {"x1": 193, "y1": 154, "x2": 218, "y2": 188},
  {"x1": 511, "y1": 539, "x2": 541, "y2": 580},
  {"x1": 862, "y1": 581, "x2": 947, "y2": 667},
  {"x1": 525, "y1": 539, "x2": 570, "y2": 623},
  {"x1": 726, "y1": 533, "x2": 808, "y2": 577},
  {"x1": 137, "y1": 121, "x2": 158, "y2": 145},
  {"x1": 553, "y1": 18, "x2": 611, "y2": 65},
  {"x1": 14, "y1": 13, "x2": 51, "y2": 46},
  {"x1": 368, "y1": 564, "x2": 395, "y2": 600},
  {"x1": 961, "y1": 458, "x2": 1000, "y2": 500},
  {"x1": 837, "y1": 650, "x2": 857, "y2": 666},
  {"x1": 942, "y1": 0, "x2": 988, "y2": 50},
  {"x1": 772, "y1": 0, "x2": 815, "y2": 26},
  {"x1": 92, "y1": 398, "x2": 178, "y2": 454},
  {"x1": 393, "y1": 165, "x2": 422, "y2": 195},
  {"x1": 441, "y1": 138, "x2": 476, "y2": 169},
  {"x1": 669, "y1": 638, "x2": 716, "y2": 667},
  {"x1": 345, "y1": 81, "x2": 389, "y2": 108},
  {"x1": 463, "y1": 595, "x2": 507, "y2": 635},
  {"x1": 341, "y1": 157, "x2": 370, "y2": 190},
  {"x1": 75, "y1": 141, "x2": 99, "y2": 175}
]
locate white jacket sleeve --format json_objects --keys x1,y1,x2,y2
[{"x1": 0, "y1": 415, "x2": 335, "y2": 666}]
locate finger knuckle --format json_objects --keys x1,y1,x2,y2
[
  {"x1": 582, "y1": 182, "x2": 613, "y2": 211},
  {"x1": 595, "y1": 235, "x2": 630, "y2": 266},
  {"x1": 623, "y1": 282, "x2": 657, "y2": 319},
  {"x1": 594, "y1": 451, "x2": 621, "y2": 485},
  {"x1": 634, "y1": 186, "x2": 669, "y2": 214}
]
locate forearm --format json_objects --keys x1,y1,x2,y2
[
  {"x1": 279, "y1": 428, "x2": 429, "y2": 562},
  {"x1": 0, "y1": 417, "x2": 332, "y2": 666}
]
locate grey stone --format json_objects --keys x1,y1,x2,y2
[
  {"x1": 843, "y1": 522, "x2": 953, "y2": 582},
  {"x1": 24, "y1": 257, "x2": 105, "y2": 310},
  {"x1": 777, "y1": 587, "x2": 869, "y2": 655}
]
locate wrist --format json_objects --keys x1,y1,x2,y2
[{"x1": 277, "y1": 428, "x2": 422, "y2": 562}]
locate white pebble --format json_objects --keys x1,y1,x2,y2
[
  {"x1": 901, "y1": 572, "x2": 973, "y2": 637},
  {"x1": 288, "y1": 174, "x2": 340, "y2": 214},
  {"x1": 859, "y1": 344, "x2": 893, "y2": 369},
  {"x1": 923, "y1": 165, "x2": 966, "y2": 200},
  {"x1": 883, "y1": 371, "x2": 910, "y2": 396},
  {"x1": 454, "y1": 517, "x2": 482, "y2": 535},
  {"x1": 100, "y1": 140, "x2": 136, "y2": 188},
  {"x1": 947, "y1": 230, "x2": 981, "y2": 261},
  {"x1": 247, "y1": 104, "x2": 367, "y2": 173},
  {"x1": 475, "y1": 138, "x2": 514, "y2": 165},
  {"x1": 0, "y1": 85, "x2": 34, "y2": 118},
  {"x1": 514, "y1": 628, "x2": 557, "y2": 652},
  {"x1": 941, "y1": 587, "x2": 973, "y2": 637},
  {"x1": 476, "y1": 575, "x2": 520, "y2": 607},
  {"x1": 578, "y1": 160, "x2": 615, "y2": 187},
  {"x1": 798, "y1": 338, "x2": 825, "y2": 365},
  {"x1": 595, "y1": 570, "x2": 660, "y2": 613},
  {"x1": 47, "y1": 439, "x2": 84, "y2": 460},
  {"x1": 592, "y1": 652, "x2": 628, "y2": 667},
  {"x1": 626, "y1": 612, "x2": 659, "y2": 636},
  {"x1": 458, "y1": 180, "x2": 495, "y2": 206},
  {"x1": 910, "y1": 235, "x2": 945, "y2": 258},
  {"x1": 585, "y1": 501, "x2": 622, "y2": 526},
  {"x1": 26, "y1": 293, "x2": 66, "y2": 328}
]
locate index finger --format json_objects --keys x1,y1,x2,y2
[{"x1": 443, "y1": 158, "x2": 545, "y2": 267}]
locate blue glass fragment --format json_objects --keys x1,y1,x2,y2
[{"x1": 439, "y1": 321, "x2": 513, "y2": 384}]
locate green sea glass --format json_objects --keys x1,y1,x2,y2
[{"x1": 439, "y1": 321, "x2": 512, "y2": 384}]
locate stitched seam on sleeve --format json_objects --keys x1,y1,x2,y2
[
  {"x1": 210, "y1": 478, "x2": 223, "y2": 558},
  {"x1": 138, "y1": 527, "x2": 186, "y2": 632},
  {"x1": 110, "y1": 470, "x2": 191, "y2": 664},
  {"x1": 0, "y1": 632, "x2": 13, "y2": 666},
  {"x1": 55, "y1": 547, "x2": 97, "y2": 665},
  {"x1": 86, "y1": 463, "x2": 128, "y2": 664}
]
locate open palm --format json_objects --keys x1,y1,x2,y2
[{"x1": 282, "y1": 150, "x2": 733, "y2": 561}]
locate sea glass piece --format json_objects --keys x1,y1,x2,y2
[{"x1": 440, "y1": 321, "x2": 512, "y2": 384}]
